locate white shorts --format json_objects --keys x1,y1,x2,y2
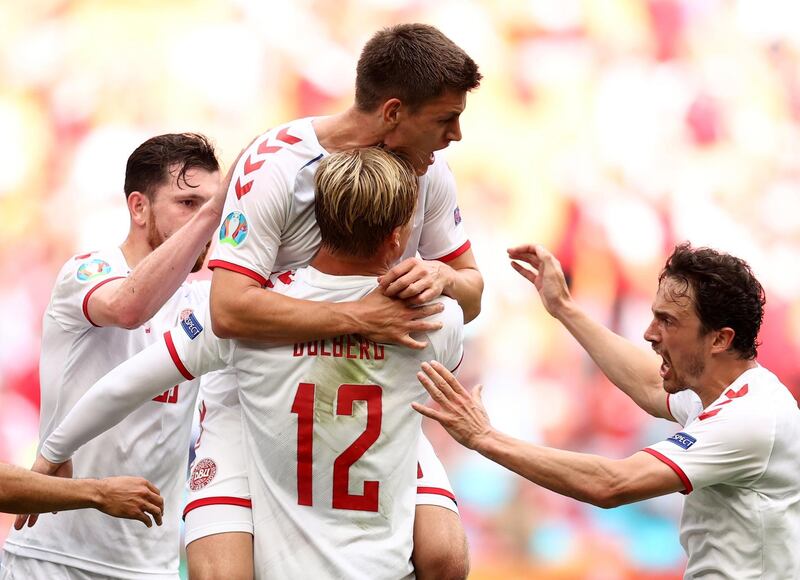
[
  {"x1": 0, "y1": 552, "x2": 114, "y2": 580},
  {"x1": 184, "y1": 396, "x2": 459, "y2": 545}
]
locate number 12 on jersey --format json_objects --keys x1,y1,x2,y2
[{"x1": 291, "y1": 382, "x2": 383, "y2": 512}]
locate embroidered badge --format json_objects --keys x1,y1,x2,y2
[
  {"x1": 189, "y1": 458, "x2": 217, "y2": 491},
  {"x1": 180, "y1": 309, "x2": 203, "y2": 340},
  {"x1": 219, "y1": 211, "x2": 248, "y2": 247},
  {"x1": 667, "y1": 432, "x2": 697, "y2": 450},
  {"x1": 76, "y1": 259, "x2": 112, "y2": 282},
  {"x1": 454, "y1": 206, "x2": 462, "y2": 226}
]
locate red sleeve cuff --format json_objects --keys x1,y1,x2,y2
[
  {"x1": 416, "y1": 486, "x2": 458, "y2": 506},
  {"x1": 208, "y1": 260, "x2": 268, "y2": 287},
  {"x1": 643, "y1": 448, "x2": 693, "y2": 494},
  {"x1": 82, "y1": 276, "x2": 126, "y2": 327},
  {"x1": 432, "y1": 240, "x2": 471, "y2": 263},
  {"x1": 163, "y1": 331, "x2": 195, "y2": 381}
]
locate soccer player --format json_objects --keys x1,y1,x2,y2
[
  {"x1": 35, "y1": 148, "x2": 464, "y2": 578},
  {"x1": 193, "y1": 23, "x2": 483, "y2": 579},
  {"x1": 0, "y1": 462, "x2": 162, "y2": 527},
  {"x1": 416, "y1": 243, "x2": 800, "y2": 578},
  {"x1": 2, "y1": 134, "x2": 232, "y2": 579}
]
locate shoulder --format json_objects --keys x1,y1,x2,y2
[
  {"x1": 55, "y1": 248, "x2": 127, "y2": 289},
  {"x1": 239, "y1": 120, "x2": 325, "y2": 187}
]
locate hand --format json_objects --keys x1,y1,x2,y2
[
  {"x1": 379, "y1": 258, "x2": 454, "y2": 305},
  {"x1": 507, "y1": 244, "x2": 572, "y2": 318},
  {"x1": 355, "y1": 288, "x2": 445, "y2": 350},
  {"x1": 412, "y1": 361, "x2": 492, "y2": 450},
  {"x1": 94, "y1": 477, "x2": 164, "y2": 528},
  {"x1": 208, "y1": 136, "x2": 259, "y2": 217},
  {"x1": 14, "y1": 455, "x2": 73, "y2": 529}
]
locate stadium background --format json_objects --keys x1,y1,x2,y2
[{"x1": 1, "y1": 0, "x2": 799, "y2": 578}]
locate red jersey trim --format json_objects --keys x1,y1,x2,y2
[
  {"x1": 163, "y1": 331, "x2": 194, "y2": 381},
  {"x1": 665, "y1": 393, "x2": 676, "y2": 422},
  {"x1": 208, "y1": 260, "x2": 268, "y2": 287},
  {"x1": 183, "y1": 496, "x2": 252, "y2": 519},
  {"x1": 82, "y1": 276, "x2": 126, "y2": 327},
  {"x1": 643, "y1": 448, "x2": 693, "y2": 495},
  {"x1": 417, "y1": 486, "x2": 458, "y2": 505},
  {"x1": 434, "y1": 240, "x2": 471, "y2": 263}
]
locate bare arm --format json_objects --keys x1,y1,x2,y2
[
  {"x1": 508, "y1": 244, "x2": 669, "y2": 419},
  {"x1": 412, "y1": 362, "x2": 685, "y2": 508},
  {"x1": 379, "y1": 249, "x2": 483, "y2": 323},
  {"x1": 88, "y1": 148, "x2": 244, "y2": 329},
  {"x1": 210, "y1": 268, "x2": 445, "y2": 349},
  {"x1": 1, "y1": 462, "x2": 163, "y2": 527}
]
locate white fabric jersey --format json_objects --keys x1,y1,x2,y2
[
  {"x1": 170, "y1": 268, "x2": 464, "y2": 579},
  {"x1": 2, "y1": 247, "x2": 217, "y2": 579},
  {"x1": 645, "y1": 366, "x2": 800, "y2": 579},
  {"x1": 208, "y1": 117, "x2": 471, "y2": 285}
]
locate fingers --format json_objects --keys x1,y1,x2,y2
[
  {"x1": 411, "y1": 302, "x2": 444, "y2": 319},
  {"x1": 14, "y1": 514, "x2": 28, "y2": 530},
  {"x1": 428, "y1": 361, "x2": 470, "y2": 398},
  {"x1": 407, "y1": 287, "x2": 440, "y2": 305},
  {"x1": 421, "y1": 361, "x2": 459, "y2": 401},
  {"x1": 510, "y1": 260, "x2": 538, "y2": 284},
  {"x1": 411, "y1": 401, "x2": 447, "y2": 422},
  {"x1": 145, "y1": 480, "x2": 161, "y2": 498},
  {"x1": 142, "y1": 500, "x2": 163, "y2": 527},
  {"x1": 379, "y1": 259, "x2": 415, "y2": 290},
  {"x1": 27, "y1": 514, "x2": 39, "y2": 527},
  {"x1": 398, "y1": 335, "x2": 429, "y2": 350}
]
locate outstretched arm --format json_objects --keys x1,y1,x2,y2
[
  {"x1": 508, "y1": 244, "x2": 669, "y2": 419},
  {"x1": 210, "y1": 268, "x2": 445, "y2": 349},
  {"x1": 412, "y1": 362, "x2": 685, "y2": 508},
  {"x1": 1, "y1": 462, "x2": 163, "y2": 527}
]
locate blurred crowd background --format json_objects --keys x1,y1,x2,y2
[{"x1": 2, "y1": 0, "x2": 800, "y2": 578}]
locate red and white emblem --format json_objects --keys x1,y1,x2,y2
[{"x1": 190, "y1": 457, "x2": 217, "y2": 491}]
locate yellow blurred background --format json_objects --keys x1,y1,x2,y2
[{"x1": 2, "y1": 0, "x2": 799, "y2": 577}]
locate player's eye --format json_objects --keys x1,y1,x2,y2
[{"x1": 179, "y1": 200, "x2": 195, "y2": 207}]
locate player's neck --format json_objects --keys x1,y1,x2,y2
[
  {"x1": 119, "y1": 229, "x2": 154, "y2": 269},
  {"x1": 311, "y1": 248, "x2": 389, "y2": 277},
  {"x1": 692, "y1": 357, "x2": 758, "y2": 408},
  {"x1": 314, "y1": 108, "x2": 386, "y2": 152}
]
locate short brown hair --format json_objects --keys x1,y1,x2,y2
[
  {"x1": 314, "y1": 147, "x2": 417, "y2": 258},
  {"x1": 124, "y1": 133, "x2": 219, "y2": 199},
  {"x1": 355, "y1": 23, "x2": 482, "y2": 112},
  {"x1": 659, "y1": 243, "x2": 766, "y2": 359}
]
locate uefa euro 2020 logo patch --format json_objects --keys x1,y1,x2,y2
[
  {"x1": 180, "y1": 309, "x2": 203, "y2": 340},
  {"x1": 219, "y1": 211, "x2": 248, "y2": 247},
  {"x1": 76, "y1": 259, "x2": 112, "y2": 282},
  {"x1": 667, "y1": 432, "x2": 697, "y2": 450}
]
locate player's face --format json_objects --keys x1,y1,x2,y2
[
  {"x1": 147, "y1": 167, "x2": 220, "y2": 272},
  {"x1": 382, "y1": 90, "x2": 466, "y2": 175},
  {"x1": 644, "y1": 277, "x2": 714, "y2": 394}
]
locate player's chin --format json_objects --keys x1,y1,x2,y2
[{"x1": 662, "y1": 381, "x2": 688, "y2": 395}]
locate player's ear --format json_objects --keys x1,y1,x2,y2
[
  {"x1": 127, "y1": 191, "x2": 151, "y2": 227},
  {"x1": 380, "y1": 98, "x2": 402, "y2": 126},
  {"x1": 711, "y1": 327, "x2": 735, "y2": 354}
]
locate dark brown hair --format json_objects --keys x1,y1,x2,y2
[
  {"x1": 659, "y1": 243, "x2": 766, "y2": 359},
  {"x1": 124, "y1": 133, "x2": 219, "y2": 199},
  {"x1": 355, "y1": 23, "x2": 482, "y2": 112}
]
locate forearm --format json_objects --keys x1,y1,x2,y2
[
  {"x1": 443, "y1": 266, "x2": 483, "y2": 323},
  {"x1": 112, "y1": 206, "x2": 220, "y2": 327},
  {"x1": 0, "y1": 463, "x2": 100, "y2": 514},
  {"x1": 474, "y1": 430, "x2": 625, "y2": 508},
  {"x1": 41, "y1": 344, "x2": 185, "y2": 463},
  {"x1": 212, "y1": 285, "x2": 359, "y2": 342},
  {"x1": 553, "y1": 301, "x2": 665, "y2": 417}
]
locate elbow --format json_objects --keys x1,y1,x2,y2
[
  {"x1": 586, "y1": 480, "x2": 631, "y2": 509},
  {"x1": 107, "y1": 303, "x2": 149, "y2": 330},
  {"x1": 462, "y1": 300, "x2": 481, "y2": 324},
  {"x1": 210, "y1": 311, "x2": 238, "y2": 339}
]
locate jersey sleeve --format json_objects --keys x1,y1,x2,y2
[
  {"x1": 643, "y1": 403, "x2": 774, "y2": 494},
  {"x1": 666, "y1": 389, "x2": 703, "y2": 426},
  {"x1": 48, "y1": 252, "x2": 127, "y2": 331},
  {"x1": 425, "y1": 297, "x2": 465, "y2": 372},
  {"x1": 208, "y1": 136, "x2": 292, "y2": 286},
  {"x1": 417, "y1": 158, "x2": 471, "y2": 263},
  {"x1": 40, "y1": 339, "x2": 190, "y2": 463},
  {"x1": 164, "y1": 306, "x2": 229, "y2": 379}
]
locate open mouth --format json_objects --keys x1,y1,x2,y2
[{"x1": 659, "y1": 357, "x2": 672, "y2": 379}]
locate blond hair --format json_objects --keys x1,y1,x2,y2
[{"x1": 314, "y1": 147, "x2": 417, "y2": 258}]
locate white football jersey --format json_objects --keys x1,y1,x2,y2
[
  {"x1": 208, "y1": 116, "x2": 471, "y2": 285},
  {"x1": 3, "y1": 247, "x2": 213, "y2": 579},
  {"x1": 169, "y1": 267, "x2": 464, "y2": 579},
  {"x1": 645, "y1": 366, "x2": 800, "y2": 579}
]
